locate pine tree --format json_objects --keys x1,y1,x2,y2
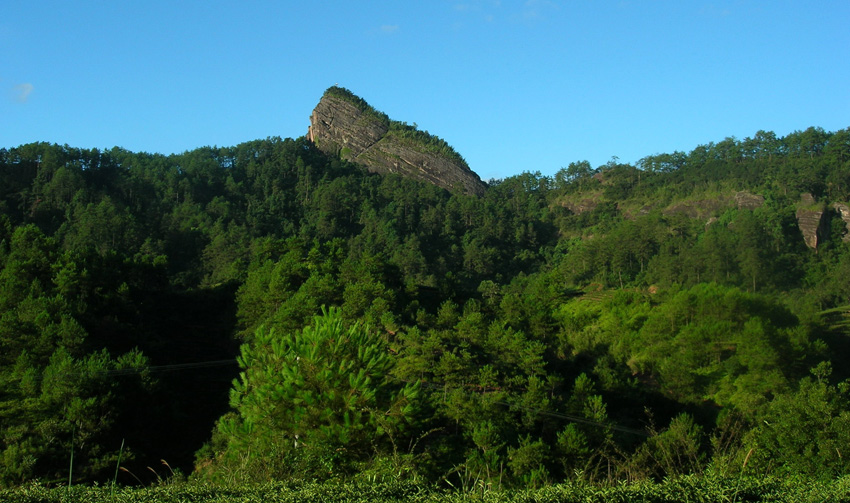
[{"x1": 205, "y1": 307, "x2": 418, "y2": 481}]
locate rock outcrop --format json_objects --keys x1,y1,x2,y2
[
  {"x1": 561, "y1": 197, "x2": 600, "y2": 215},
  {"x1": 308, "y1": 87, "x2": 486, "y2": 196},
  {"x1": 735, "y1": 191, "x2": 765, "y2": 210},
  {"x1": 834, "y1": 202, "x2": 850, "y2": 242},
  {"x1": 796, "y1": 193, "x2": 826, "y2": 249},
  {"x1": 663, "y1": 197, "x2": 731, "y2": 219}
]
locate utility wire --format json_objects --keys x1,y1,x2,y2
[
  {"x1": 29, "y1": 356, "x2": 649, "y2": 436},
  {"x1": 394, "y1": 376, "x2": 649, "y2": 437},
  {"x1": 103, "y1": 359, "x2": 238, "y2": 376},
  {"x1": 493, "y1": 399, "x2": 648, "y2": 437},
  {"x1": 26, "y1": 359, "x2": 239, "y2": 381}
]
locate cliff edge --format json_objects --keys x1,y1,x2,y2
[{"x1": 308, "y1": 87, "x2": 486, "y2": 196}]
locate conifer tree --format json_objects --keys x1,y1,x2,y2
[{"x1": 205, "y1": 307, "x2": 419, "y2": 480}]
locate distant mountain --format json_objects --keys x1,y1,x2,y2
[{"x1": 307, "y1": 86, "x2": 486, "y2": 195}]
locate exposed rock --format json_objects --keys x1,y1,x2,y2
[
  {"x1": 621, "y1": 204, "x2": 654, "y2": 220},
  {"x1": 834, "y1": 202, "x2": 850, "y2": 242},
  {"x1": 659, "y1": 192, "x2": 764, "y2": 220},
  {"x1": 308, "y1": 87, "x2": 486, "y2": 196},
  {"x1": 800, "y1": 192, "x2": 816, "y2": 206},
  {"x1": 663, "y1": 197, "x2": 730, "y2": 219},
  {"x1": 574, "y1": 190, "x2": 767, "y2": 222},
  {"x1": 561, "y1": 198, "x2": 599, "y2": 215},
  {"x1": 795, "y1": 193, "x2": 826, "y2": 249},
  {"x1": 735, "y1": 191, "x2": 765, "y2": 210},
  {"x1": 308, "y1": 94, "x2": 387, "y2": 158}
]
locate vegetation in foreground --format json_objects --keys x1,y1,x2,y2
[{"x1": 3, "y1": 475, "x2": 850, "y2": 503}]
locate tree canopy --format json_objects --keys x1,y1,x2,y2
[{"x1": 1, "y1": 126, "x2": 850, "y2": 486}]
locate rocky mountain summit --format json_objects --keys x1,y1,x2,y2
[{"x1": 307, "y1": 86, "x2": 486, "y2": 196}]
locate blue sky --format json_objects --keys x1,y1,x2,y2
[{"x1": 2, "y1": 1, "x2": 848, "y2": 181}]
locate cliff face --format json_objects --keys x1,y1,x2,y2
[
  {"x1": 308, "y1": 87, "x2": 486, "y2": 196},
  {"x1": 796, "y1": 193, "x2": 826, "y2": 249},
  {"x1": 735, "y1": 191, "x2": 765, "y2": 210},
  {"x1": 308, "y1": 90, "x2": 388, "y2": 158}
]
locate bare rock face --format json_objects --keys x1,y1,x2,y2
[
  {"x1": 834, "y1": 202, "x2": 850, "y2": 242},
  {"x1": 796, "y1": 193, "x2": 826, "y2": 249},
  {"x1": 561, "y1": 198, "x2": 600, "y2": 215},
  {"x1": 308, "y1": 87, "x2": 486, "y2": 196},
  {"x1": 663, "y1": 197, "x2": 731, "y2": 219},
  {"x1": 735, "y1": 191, "x2": 765, "y2": 210},
  {"x1": 660, "y1": 192, "x2": 762, "y2": 220},
  {"x1": 308, "y1": 95, "x2": 387, "y2": 158}
]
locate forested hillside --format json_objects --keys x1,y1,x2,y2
[{"x1": 1, "y1": 124, "x2": 850, "y2": 487}]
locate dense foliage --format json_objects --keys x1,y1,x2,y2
[
  {"x1": 3, "y1": 476, "x2": 850, "y2": 503},
  {"x1": 1, "y1": 125, "x2": 849, "y2": 490}
]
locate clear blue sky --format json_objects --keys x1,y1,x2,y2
[{"x1": 2, "y1": 1, "x2": 848, "y2": 181}]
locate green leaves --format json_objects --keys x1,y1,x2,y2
[
  {"x1": 206, "y1": 307, "x2": 420, "y2": 481},
  {"x1": 743, "y1": 364, "x2": 850, "y2": 478}
]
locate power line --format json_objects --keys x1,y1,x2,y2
[
  {"x1": 30, "y1": 356, "x2": 649, "y2": 436},
  {"x1": 103, "y1": 359, "x2": 238, "y2": 376},
  {"x1": 395, "y1": 376, "x2": 649, "y2": 437},
  {"x1": 493, "y1": 399, "x2": 648, "y2": 437},
  {"x1": 27, "y1": 359, "x2": 239, "y2": 381}
]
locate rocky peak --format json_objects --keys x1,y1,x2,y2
[
  {"x1": 795, "y1": 193, "x2": 826, "y2": 249},
  {"x1": 308, "y1": 87, "x2": 486, "y2": 196}
]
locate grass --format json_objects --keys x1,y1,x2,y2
[{"x1": 2, "y1": 475, "x2": 850, "y2": 503}]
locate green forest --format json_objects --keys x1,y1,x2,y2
[{"x1": 1, "y1": 124, "x2": 850, "y2": 497}]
